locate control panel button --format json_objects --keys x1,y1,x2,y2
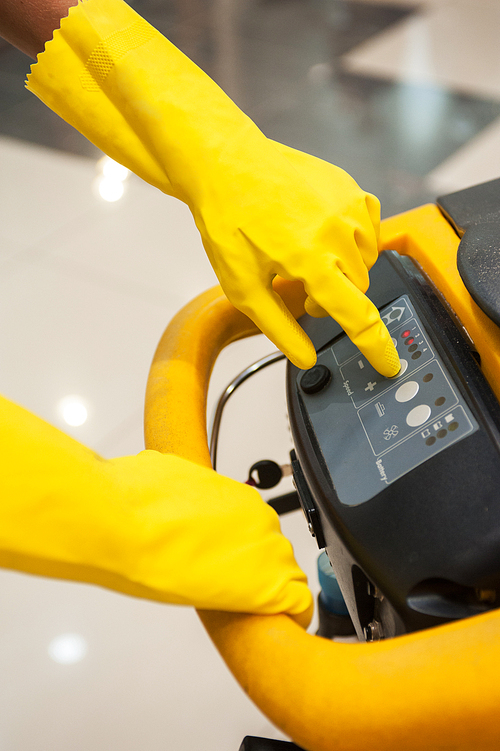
[
  {"x1": 394, "y1": 358, "x2": 408, "y2": 377},
  {"x1": 406, "y1": 404, "x2": 432, "y2": 427},
  {"x1": 395, "y1": 380, "x2": 419, "y2": 403},
  {"x1": 300, "y1": 364, "x2": 332, "y2": 394}
]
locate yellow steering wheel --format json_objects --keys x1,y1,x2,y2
[{"x1": 144, "y1": 204, "x2": 500, "y2": 751}]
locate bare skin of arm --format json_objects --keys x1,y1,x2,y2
[{"x1": 0, "y1": 0, "x2": 77, "y2": 57}]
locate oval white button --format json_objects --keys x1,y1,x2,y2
[
  {"x1": 395, "y1": 380, "x2": 419, "y2": 403},
  {"x1": 406, "y1": 404, "x2": 431, "y2": 427}
]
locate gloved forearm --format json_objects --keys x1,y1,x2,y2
[
  {"x1": 26, "y1": 0, "x2": 400, "y2": 377},
  {"x1": 0, "y1": 395, "x2": 313, "y2": 626}
]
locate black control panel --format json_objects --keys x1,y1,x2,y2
[
  {"x1": 301, "y1": 294, "x2": 478, "y2": 506},
  {"x1": 287, "y1": 251, "x2": 500, "y2": 639}
]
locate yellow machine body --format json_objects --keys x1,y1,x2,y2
[{"x1": 144, "y1": 203, "x2": 500, "y2": 751}]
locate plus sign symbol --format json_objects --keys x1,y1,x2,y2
[
  {"x1": 364, "y1": 381, "x2": 377, "y2": 392},
  {"x1": 383, "y1": 425, "x2": 399, "y2": 441}
]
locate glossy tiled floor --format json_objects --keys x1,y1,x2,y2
[{"x1": 0, "y1": 0, "x2": 499, "y2": 749}]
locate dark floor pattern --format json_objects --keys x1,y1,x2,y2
[{"x1": 1, "y1": 0, "x2": 499, "y2": 216}]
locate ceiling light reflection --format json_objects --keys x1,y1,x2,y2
[
  {"x1": 98, "y1": 176, "x2": 125, "y2": 202},
  {"x1": 95, "y1": 156, "x2": 129, "y2": 202},
  {"x1": 101, "y1": 157, "x2": 129, "y2": 181},
  {"x1": 48, "y1": 633, "x2": 88, "y2": 665},
  {"x1": 58, "y1": 395, "x2": 88, "y2": 427}
]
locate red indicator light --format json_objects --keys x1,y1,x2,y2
[
  {"x1": 402, "y1": 329, "x2": 411, "y2": 338},
  {"x1": 405, "y1": 337, "x2": 414, "y2": 346}
]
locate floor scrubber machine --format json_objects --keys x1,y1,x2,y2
[{"x1": 145, "y1": 178, "x2": 500, "y2": 751}]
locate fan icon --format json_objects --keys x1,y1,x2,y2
[{"x1": 383, "y1": 425, "x2": 399, "y2": 441}]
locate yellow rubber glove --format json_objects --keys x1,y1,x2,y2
[
  {"x1": 26, "y1": 0, "x2": 399, "y2": 377},
  {"x1": 0, "y1": 395, "x2": 313, "y2": 627}
]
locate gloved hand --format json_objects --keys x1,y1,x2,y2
[
  {"x1": 26, "y1": 0, "x2": 400, "y2": 377},
  {"x1": 0, "y1": 396, "x2": 313, "y2": 627}
]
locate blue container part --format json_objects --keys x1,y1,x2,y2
[{"x1": 317, "y1": 551, "x2": 349, "y2": 616}]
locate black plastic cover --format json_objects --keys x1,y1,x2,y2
[
  {"x1": 287, "y1": 251, "x2": 500, "y2": 639},
  {"x1": 438, "y1": 178, "x2": 500, "y2": 327}
]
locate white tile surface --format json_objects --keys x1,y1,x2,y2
[
  {"x1": 0, "y1": 232, "x2": 32, "y2": 266},
  {"x1": 0, "y1": 137, "x2": 100, "y2": 247},
  {"x1": 41, "y1": 172, "x2": 219, "y2": 308},
  {"x1": 0, "y1": 253, "x2": 172, "y2": 449},
  {"x1": 342, "y1": 0, "x2": 500, "y2": 101},
  {"x1": 0, "y1": 569, "x2": 290, "y2": 751}
]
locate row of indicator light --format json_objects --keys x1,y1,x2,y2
[
  {"x1": 423, "y1": 415, "x2": 460, "y2": 446},
  {"x1": 420, "y1": 371, "x2": 460, "y2": 445},
  {"x1": 401, "y1": 328, "x2": 424, "y2": 360},
  {"x1": 396, "y1": 324, "x2": 461, "y2": 443}
]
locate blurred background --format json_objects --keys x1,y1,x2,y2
[{"x1": 0, "y1": 0, "x2": 499, "y2": 748}]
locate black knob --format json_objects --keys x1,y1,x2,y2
[
  {"x1": 300, "y1": 364, "x2": 331, "y2": 394},
  {"x1": 248, "y1": 460, "x2": 282, "y2": 489}
]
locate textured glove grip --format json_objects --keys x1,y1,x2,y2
[{"x1": 80, "y1": 19, "x2": 154, "y2": 90}]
